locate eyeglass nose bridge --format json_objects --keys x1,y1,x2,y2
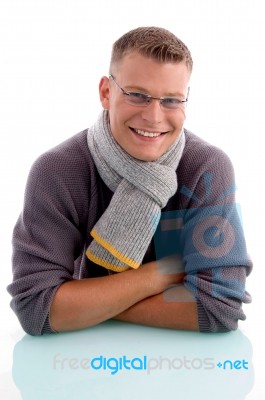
[
  {"x1": 143, "y1": 95, "x2": 161, "y2": 106},
  {"x1": 142, "y1": 95, "x2": 179, "y2": 110},
  {"x1": 144, "y1": 96, "x2": 169, "y2": 110}
]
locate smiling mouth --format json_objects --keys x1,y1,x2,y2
[{"x1": 130, "y1": 127, "x2": 168, "y2": 138}]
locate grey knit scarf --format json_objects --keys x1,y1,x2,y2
[{"x1": 86, "y1": 110, "x2": 185, "y2": 272}]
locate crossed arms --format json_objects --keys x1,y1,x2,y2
[{"x1": 50, "y1": 261, "x2": 198, "y2": 332}]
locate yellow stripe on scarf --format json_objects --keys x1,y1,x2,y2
[
  {"x1": 86, "y1": 250, "x2": 130, "y2": 272},
  {"x1": 90, "y1": 229, "x2": 140, "y2": 269}
]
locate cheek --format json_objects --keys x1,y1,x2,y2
[
  {"x1": 108, "y1": 109, "x2": 127, "y2": 140},
  {"x1": 179, "y1": 106, "x2": 187, "y2": 119},
  {"x1": 171, "y1": 111, "x2": 186, "y2": 127},
  {"x1": 110, "y1": 106, "x2": 137, "y2": 129}
]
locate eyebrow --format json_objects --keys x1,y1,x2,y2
[{"x1": 123, "y1": 84, "x2": 185, "y2": 98}]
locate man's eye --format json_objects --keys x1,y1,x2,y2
[
  {"x1": 129, "y1": 92, "x2": 148, "y2": 101},
  {"x1": 163, "y1": 97, "x2": 181, "y2": 104}
]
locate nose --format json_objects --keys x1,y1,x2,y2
[{"x1": 141, "y1": 98, "x2": 163, "y2": 125}]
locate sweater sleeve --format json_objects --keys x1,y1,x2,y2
[
  {"x1": 179, "y1": 142, "x2": 253, "y2": 332},
  {"x1": 7, "y1": 136, "x2": 89, "y2": 335},
  {"x1": 191, "y1": 266, "x2": 252, "y2": 332}
]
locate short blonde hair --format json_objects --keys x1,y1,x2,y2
[{"x1": 110, "y1": 26, "x2": 193, "y2": 72}]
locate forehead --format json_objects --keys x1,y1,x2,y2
[{"x1": 113, "y1": 52, "x2": 190, "y2": 93}]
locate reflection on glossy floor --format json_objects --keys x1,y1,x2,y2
[{"x1": 1, "y1": 319, "x2": 255, "y2": 400}]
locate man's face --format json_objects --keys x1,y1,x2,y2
[{"x1": 99, "y1": 52, "x2": 190, "y2": 161}]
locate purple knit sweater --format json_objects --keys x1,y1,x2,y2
[{"x1": 7, "y1": 128, "x2": 252, "y2": 335}]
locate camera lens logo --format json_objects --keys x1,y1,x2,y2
[
  {"x1": 154, "y1": 172, "x2": 248, "y2": 274},
  {"x1": 192, "y1": 215, "x2": 235, "y2": 259}
]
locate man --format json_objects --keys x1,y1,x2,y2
[{"x1": 8, "y1": 27, "x2": 252, "y2": 335}]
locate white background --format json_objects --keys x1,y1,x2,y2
[{"x1": 1, "y1": 0, "x2": 264, "y2": 398}]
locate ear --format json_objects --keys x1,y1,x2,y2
[{"x1": 99, "y1": 76, "x2": 110, "y2": 109}]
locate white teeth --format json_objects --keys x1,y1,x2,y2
[{"x1": 134, "y1": 129, "x2": 161, "y2": 138}]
